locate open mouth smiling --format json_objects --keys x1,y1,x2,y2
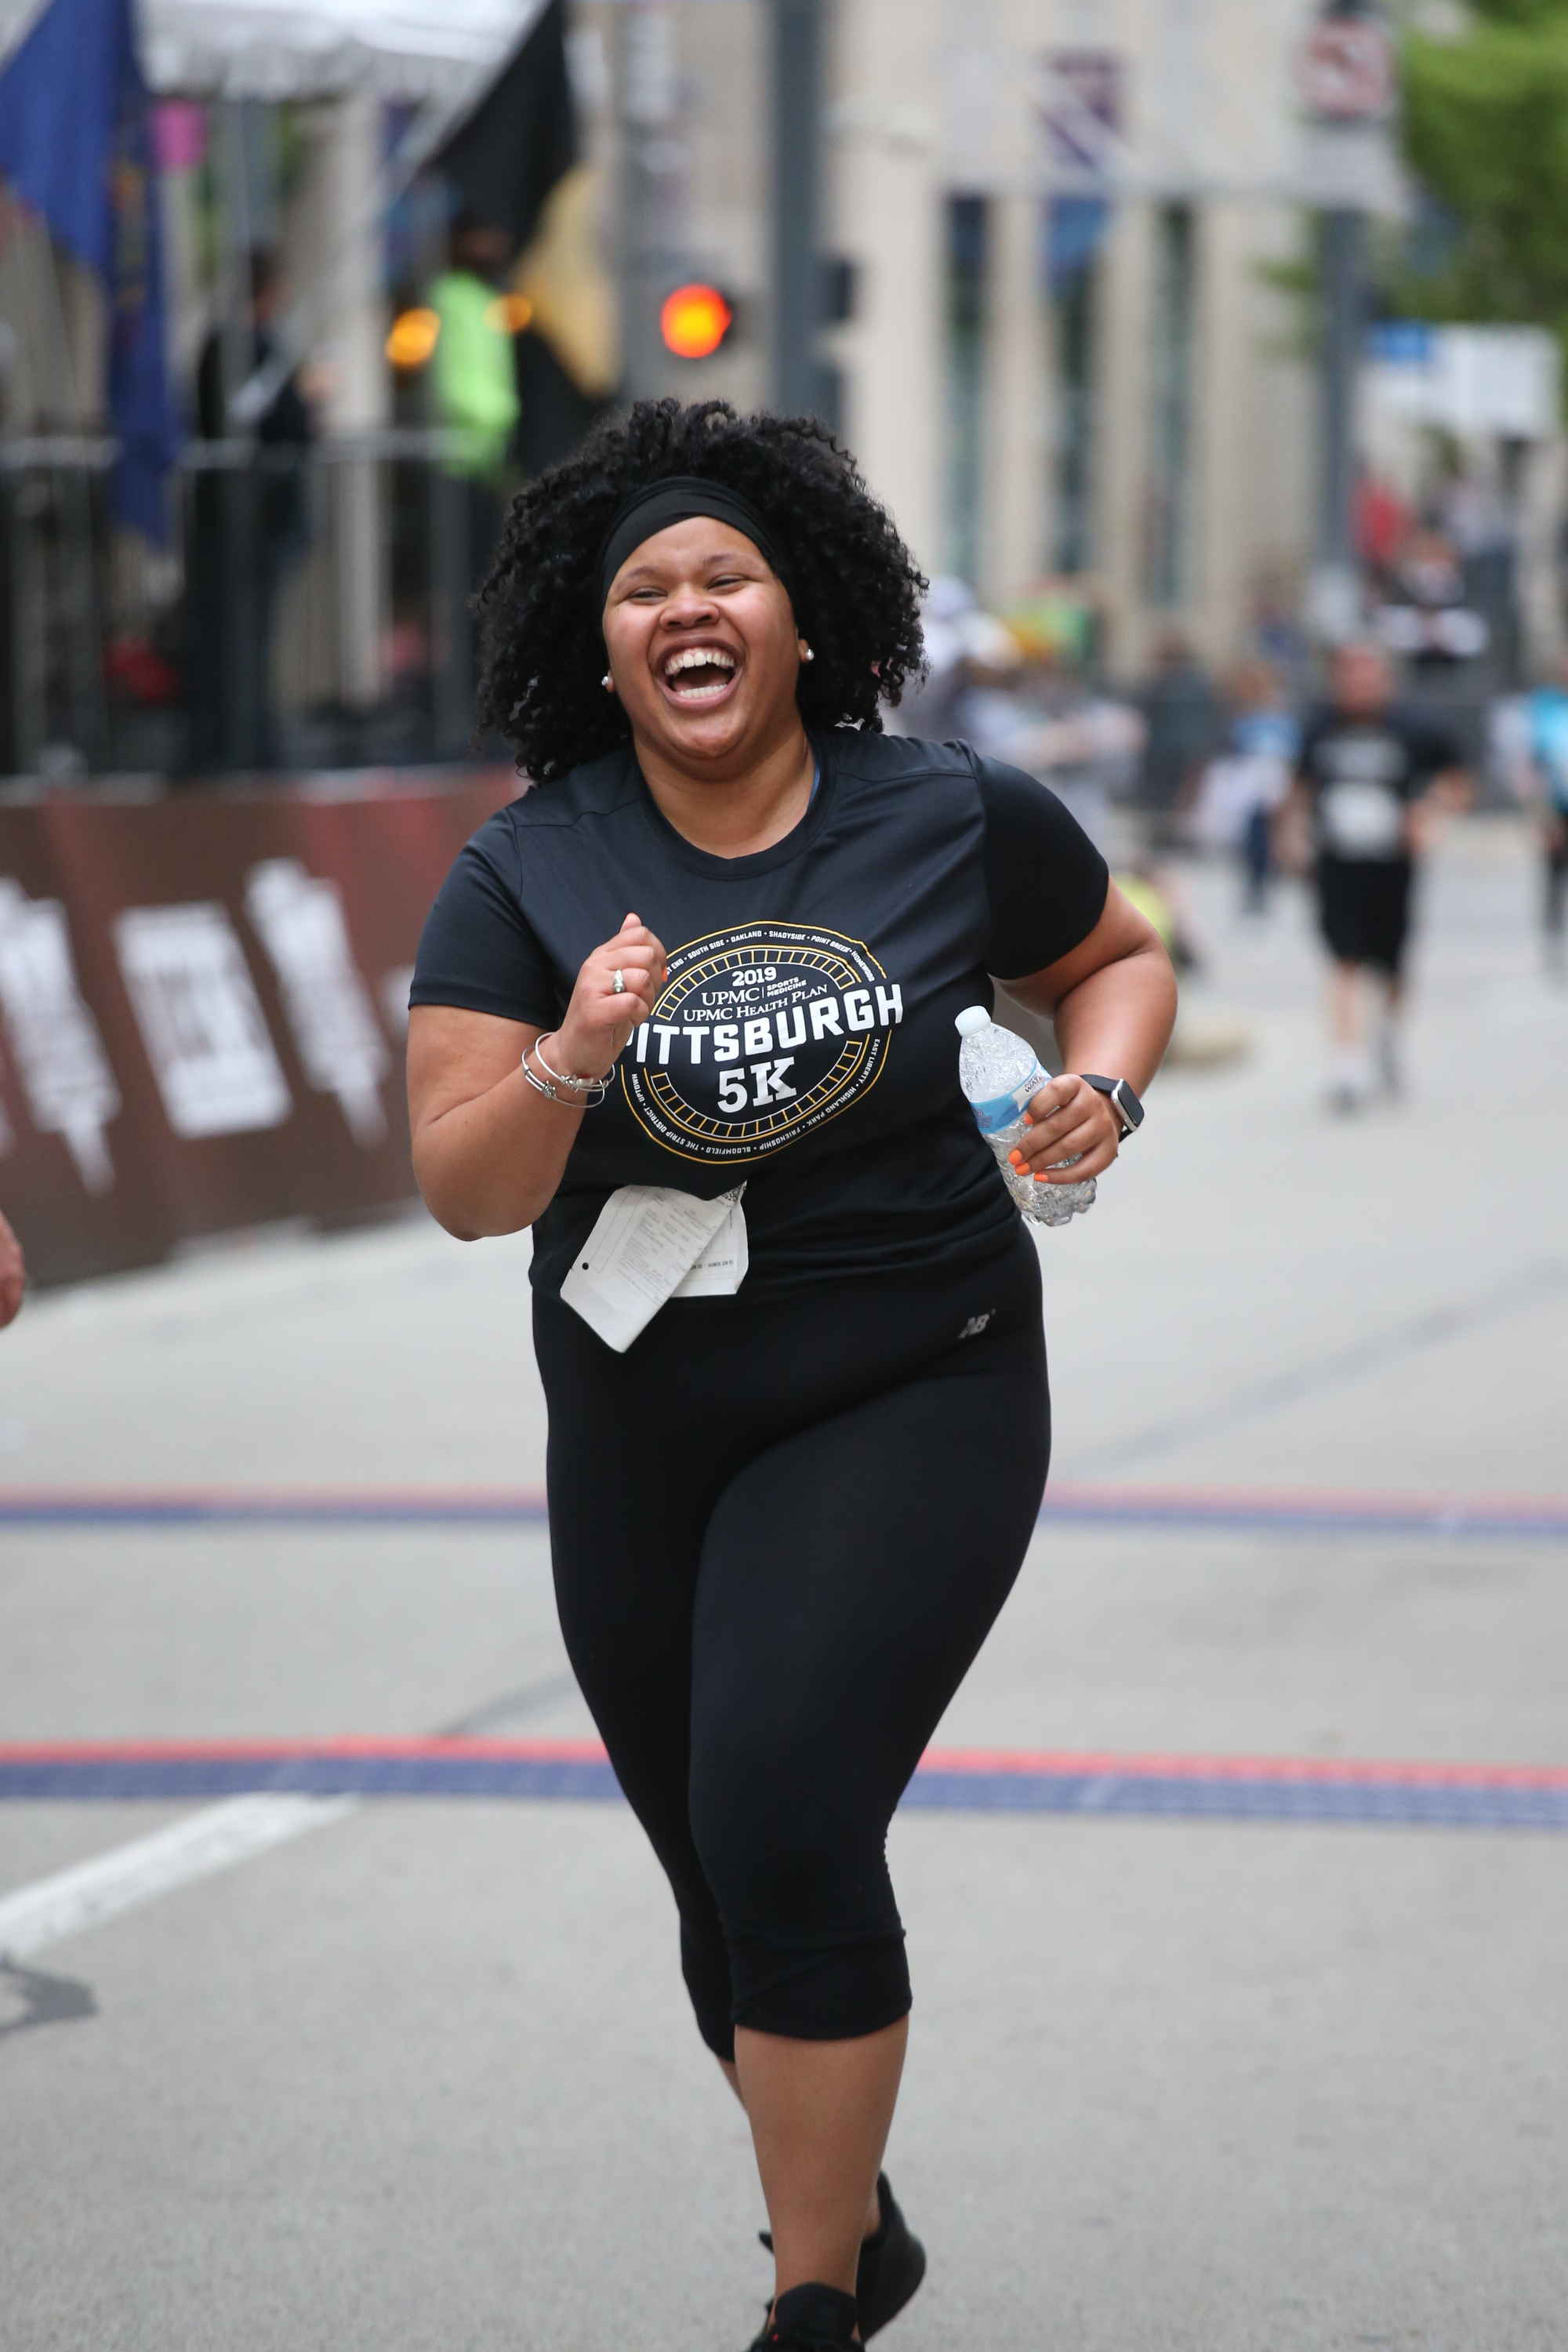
[{"x1": 661, "y1": 644, "x2": 739, "y2": 704}]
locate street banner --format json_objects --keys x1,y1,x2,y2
[{"x1": 0, "y1": 769, "x2": 516, "y2": 1287}]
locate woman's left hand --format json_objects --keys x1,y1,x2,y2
[{"x1": 1007, "y1": 1075, "x2": 1124, "y2": 1187}]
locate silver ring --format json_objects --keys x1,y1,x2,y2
[{"x1": 611, "y1": 968, "x2": 626, "y2": 996}]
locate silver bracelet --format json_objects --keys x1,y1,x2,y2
[{"x1": 521, "y1": 1033, "x2": 611, "y2": 1108}]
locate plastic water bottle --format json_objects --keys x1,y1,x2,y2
[{"x1": 955, "y1": 1006, "x2": 1096, "y2": 1229}]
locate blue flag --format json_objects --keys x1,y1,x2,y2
[{"x1": 0, "y1": 0, "x2": 175, "y2": 539}]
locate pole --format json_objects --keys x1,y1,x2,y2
[
  {"x1": 771, "y1": 0, "x2": 822, "y2": 416},
  {"x1": 1304, "y1": 0, "x2": 1390, "y2": 641},
  {"x1": 1321, "y1": 205, "x2": 1360, "y2": 572},
  {"x1": 218, "y1": 99, "x2": 261, "y2": 768}
]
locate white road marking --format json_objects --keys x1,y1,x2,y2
[{"x1": 0, "y1": 1794, "x2": 357, "y2": 1962}]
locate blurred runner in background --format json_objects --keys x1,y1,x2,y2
[
  {"x1": 1523, "y1": 654, "x2": 1568, "y2": 975},
  {"x1": 1290, "y1": 643, "x2": 1469, "y2": 1112},
  {"x1": 1193, "y1": 658, "x2": 1299, "y2": 914}
]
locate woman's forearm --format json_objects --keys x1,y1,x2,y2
[
  {"x1": 412, "y1": 1044, "x2": 585, "y2": 1240},
  {"x1": 408, "y1": 927, "x2": 668, "y2": 1240},
  {"x1": 1050, "y1": 939, "x2": 1177, "y2": 1094}
]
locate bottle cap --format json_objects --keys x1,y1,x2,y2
[{"x1": 954, "y1": 1006, "x2": 992, "y2": 1036}]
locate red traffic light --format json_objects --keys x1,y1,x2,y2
[{"x1": 661, "y1": 283, "x2": 734, "y2": 361}]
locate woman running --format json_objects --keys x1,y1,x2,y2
[{"x1": 407, "y1": 399, "x2": 1176, "y2": 2350}]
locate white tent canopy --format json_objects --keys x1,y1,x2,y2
[
  {"x1": 0, "y1": 0, "x2": 545, "y2": 103},
  {"x1": 141, "y1": 0, "x2": 545, "y2": 101}
]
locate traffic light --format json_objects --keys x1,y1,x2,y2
[
  {"x1": 660, "y1": 283, "x2": 735, "y2": 361},
  {"x1": 385, "y1": 307, "x2": 440, "y2": 369}
]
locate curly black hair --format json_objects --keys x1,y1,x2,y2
[{"x1": 474, "y1": 399, "x2": 928, "y2": 783}]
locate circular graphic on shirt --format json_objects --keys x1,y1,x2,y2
[{"x1": 620, "y1": 920, "x2": 902, "y2": 1164}]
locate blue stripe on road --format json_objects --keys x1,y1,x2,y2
[
  {"x1": 904, "y1": 1769, "x2": 1568, "y2": 1831},
  {"x1": 2, "y1": 1486, "x2": 1566, "y2": 1539},
  {"x1": 3, "y1": 1753, "x2": 1566, "y2": 1831}
]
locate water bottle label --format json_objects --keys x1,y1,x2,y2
[{"x1": 969, "y1": 1071, "x2": 1045, "y2": 1136}]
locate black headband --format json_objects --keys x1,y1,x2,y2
[{"x1": 594, "y1": 477, "x2": 791, "y2": 616}]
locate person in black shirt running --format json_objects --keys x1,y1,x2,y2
[
  {"x1": 1293, "y1": 642, "x2": 1468, "y2": 1110},
  {"x1": 408, "y1": 400, "x2": 1177, "y2": 2352}
]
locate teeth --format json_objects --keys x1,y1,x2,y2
[{"x1": 664, "y1": 645, "x2": 736, "y2": 681}]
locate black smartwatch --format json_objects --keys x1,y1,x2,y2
[{"x1": 1080, "y1": 1073, "x2": 1145, "y2": 1138}]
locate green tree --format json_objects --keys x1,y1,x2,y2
[{"x1": 1398, "y1": 2, "x2": 1568, "y2": 343}]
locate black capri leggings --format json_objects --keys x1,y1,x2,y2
[{"x1": 534, "y1": 1220, "x2": 1050, "y2": 2059}]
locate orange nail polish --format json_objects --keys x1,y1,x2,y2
[{"x1": 1007, "y1": 1150, "x2": 1024, "y2": 1168}]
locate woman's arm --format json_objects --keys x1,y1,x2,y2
[
  {"x1": 1000, "y1": 880, "x2": 1178, "y2": 1187},
  {"x1": 408, "y1": 914, "x2": 667, "y2": 1239},
  {"x1": 0, "y1": 1208, "x2": 24, "y2": 1328}
]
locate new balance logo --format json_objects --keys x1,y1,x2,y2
[{"x1": 958, "y1": 1312, "x2": 993, "y2": 1341}]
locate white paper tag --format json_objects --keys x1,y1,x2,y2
[
  {"x1": 561, "y1": 1185, "x2": 746, "y2": 1352},
  {"x1": 672, "y1": 1196, "x2": 750, "y2": 1298}
]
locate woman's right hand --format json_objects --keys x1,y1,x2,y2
[{"x1": 554, "y1": 913, "x2": 668, "y2": 1079}]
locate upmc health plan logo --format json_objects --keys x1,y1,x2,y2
[{"x1": 622, "y1": 921, "x2": 902, "y2": 1165}]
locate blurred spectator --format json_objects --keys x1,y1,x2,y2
[
  {"x1": 190, "y1": 250, "x2": 314, "y2": 771},
  {"x1": 1523, "y1": 652, "x2": 1568, "y2": 975},
  {"x1": 889, "y1": 575, "x2": 981, "y2": 739},
  {"x1": 1115, "y1": 861, "x2": 1201, "y2": 975},
  {"x1": 0, "y1": 1207, "x2": 23, "y2": 1327},
  {"x1": 1137, "y1": 633, "x2": 1221, "y2": 844},
  {"x1": 1374, "y1": 522, "x2": 1489, "y2": 671},
  {"x1": 1192, "y1": 658, "x2": 1299, "y2": 914},
  {"x1": 429, "y1": 212, "x2": 519, "y2": 597},
  {"x1": 1251, "y1": 572, "x2": 1309, "y2": 691},
  {"x1": 953, "y1": 631, "x2": 1142, "y2": 862},
  {"x1": 1289, "y1": 642, "x2": 1470, "y2": 1111},
  {"x1": 1355, "y1": 472, "x2": 1411, "y2": 590},
  {"x1": 1443, "y1": 466, "x2": 1522, "y2": 688}
]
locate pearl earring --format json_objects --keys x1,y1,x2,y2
[
  {"x1": 800, "y1": 645, "x2": 815, "y2": 663},
  {"x1": 601, "y1": 673, "x2": 614, "y2": 691}
]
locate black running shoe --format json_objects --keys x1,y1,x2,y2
[
  {"x1": 760, "y1": 2282, "x2": 858, "y2": 2347},
  {"x1": 855, "y1": 2173, "x2": 927, "y2": 2339},
  {"x1": 749, "y1": 2174, "x2": 927, "y2": 2347}
]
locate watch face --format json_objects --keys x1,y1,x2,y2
[{"x1": 1082, "y1": 1073, "x2": 1142, "y2": 1131}]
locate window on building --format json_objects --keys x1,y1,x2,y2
[
  {"x1": 1046, "y1": 197, "x2": 1108, "y2": 577},
  {"x1": 1146, "y1": 202, "x2": 1195, "y2": 608},
  {"x1": 944, "y1": 194, "x2": 989, "y2": 588}
]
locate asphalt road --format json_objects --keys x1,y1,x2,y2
[{"x1": 2, "y1": 818, "x2": 1565, "y2": 2351}]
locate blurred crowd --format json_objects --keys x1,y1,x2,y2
[{"x1": 900, "y1": 560, "x2": 1568, "y2": 1011}]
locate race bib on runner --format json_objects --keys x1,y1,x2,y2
[
  {"x1": 1321, "y1": 779, "x2": 1406, "y2": 858},
  {"x1": 561, "y1": 1185, "x2": 747, "y2": 1352}
]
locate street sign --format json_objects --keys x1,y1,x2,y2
[
  {"x1": 1034, "y1": 51, "x2": 1125, "y2": 185},
  {"x1": 1297, "y1": 19, "x2": 1396, "y2": 124}
]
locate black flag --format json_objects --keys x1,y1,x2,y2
[{"x1": 434, "y1": 0, "x2": 577, "y2": 254}]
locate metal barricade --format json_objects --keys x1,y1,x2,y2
[{"x1": 0, "y1": 430, "x2": 485, "y2": 782}]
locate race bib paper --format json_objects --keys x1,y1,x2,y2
[
  {"x1": 673, "y1": 1195, "x2": 750, "y2": 1297},
  {"x1": 561, "y1": 1185, "x2": 747, "y2": 1351}
]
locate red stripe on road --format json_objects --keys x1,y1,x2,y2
[{"x1": 2, "y1": 1736, "x2": 1565, "y2": 1794}]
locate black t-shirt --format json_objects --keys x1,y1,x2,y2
[
  {"x1": 411, "y1": 730, "x2": 1109, "y2": 1299},
  {"x1": 1298, "y1": 705, "x2": 1458, "y2": 864}
]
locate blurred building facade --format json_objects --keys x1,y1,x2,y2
[
  {"x1": 585, "y1": 0, "x2": 1327, "y2": 679},
  {"x1": 8, "y1": 0, "x2": 1559, "y2": 781}
]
